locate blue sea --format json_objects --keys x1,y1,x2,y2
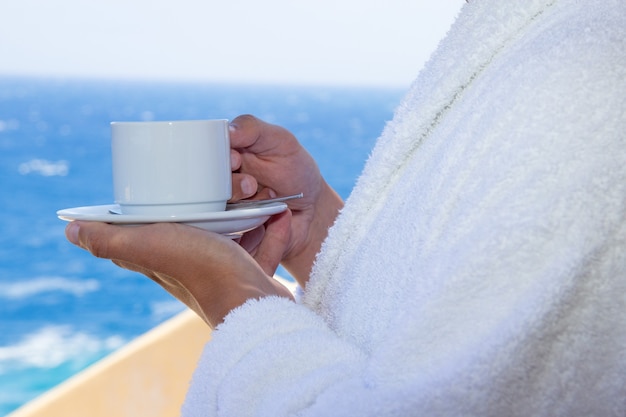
[{"x1": 0, "y1": 76, "x2": 403, "y2": 415}]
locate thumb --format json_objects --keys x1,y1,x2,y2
[
  {"x1": 66, "y1": 220, "x2": 145, "y2": 262},
  {"x1": 66, "y1": 221, "x2": 190, "y2": 270},
  {"x1": 253, "y1": 210, "x2": 291, "y2": 276}
]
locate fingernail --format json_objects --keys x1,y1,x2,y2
[
  {"x1": 228, "y1": 122, "x2": 237, "y2": 132},
  {"x1": 268, "y1": 189, "x2": 277, "y2": 198},
  {"x1": 66, "y1": 221, "x2": 80, "y2": 245},
  {"x1": 241, "y1": 177, "x2": 255, "y2": 195}
]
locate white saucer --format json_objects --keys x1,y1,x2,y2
[{"x1": 57, "y1": 202, "x2": 287, "y2": 238}]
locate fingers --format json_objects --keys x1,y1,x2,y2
[
  {"x1": 231, "y1": 172, "x2": 258, "y2": 201},
  {"x1": 253, "y1": 210, "x2": 292, "y2": 276},
  {"x1": 231, "y1": 173, "x2": 280, "y2": 202},
  {"x1": 229, "y1": 114, "x2": 263, "y2": 149},
  {"x1": 231, "y1": 147, "x2": 256, "y2": 201},
  {"x1": 238, "y1": 225, "x2": 265, "y2": 256},
  {"x1": 66, "y1": 220, "x2": 144, "y2": 262},
  {"x1": 66, "y1": 221, "x2": 222, "y2": 274},
  {"x1": 230, "y1": 149, "x2": 241, "y2": 171},
  {"x1": 66, "y1": 221, "x2": 194, "y2": 290},
  {"x1": 230, "y1": 114, "x2": 292, "y2": 154}
]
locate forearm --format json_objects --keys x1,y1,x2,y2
[{"x1": 282, "y1": 180, "x2": 343, "y2": 288}]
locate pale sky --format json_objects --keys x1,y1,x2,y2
[{"x1": 0, "y1": 1, "x2": 464, "y2": 87}]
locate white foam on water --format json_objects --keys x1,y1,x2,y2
[
  {"x1": 0, "y1": 276, "x2": 99, "y2": 299},
  {"x1": 0, "y1": 118, "x2": 19, "y2": 132},
  {"x1": 0, "y1": 325, "x2": 125, "y2": 373},
  {"x1": 18, "y1": 159, "x2": 69, "y2": 176}
]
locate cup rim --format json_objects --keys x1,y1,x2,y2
[{"x1": 110, "y1": 119, "x2": 229, "y2": 126}]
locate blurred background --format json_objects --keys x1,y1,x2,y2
[
  {"x1": 0, "y1": 0, "x2": 461, "y2": 87},
  {"x1": 0, "y1": 1, "x2": 463, "y2": 414}
]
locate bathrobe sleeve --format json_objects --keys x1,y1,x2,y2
[{"x1": 182, "y1": 296, "x2": 376, "y2": 417}]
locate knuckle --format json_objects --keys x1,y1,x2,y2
[{"x1": 233, "y1": 114, "x2": 257, "y2": 124}]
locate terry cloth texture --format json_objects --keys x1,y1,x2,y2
[{"x1": 184, "y1": 0, "x2": 626, "y2": 415}]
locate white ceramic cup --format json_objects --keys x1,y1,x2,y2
[{"x1": 110, "y1": 119, "x2": 231, "y2": 215}]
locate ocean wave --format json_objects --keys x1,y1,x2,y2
[
  {"x1": 0, "y1": 276, "x2": 99, "y2": 299},
  {"x1": 0, "y1": 325, "x2": 125, "y2": 373},
  {"x1": 18, "y1": 159, "x2": 69, "y2": 176}
]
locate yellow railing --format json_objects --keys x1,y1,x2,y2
[{"x1": 8, "y1": 309, "x2": 211, "y2": 417}]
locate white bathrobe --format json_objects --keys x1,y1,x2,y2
[{"x1": 184, "y1": 0, "x2": 626, "y2": 415}]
